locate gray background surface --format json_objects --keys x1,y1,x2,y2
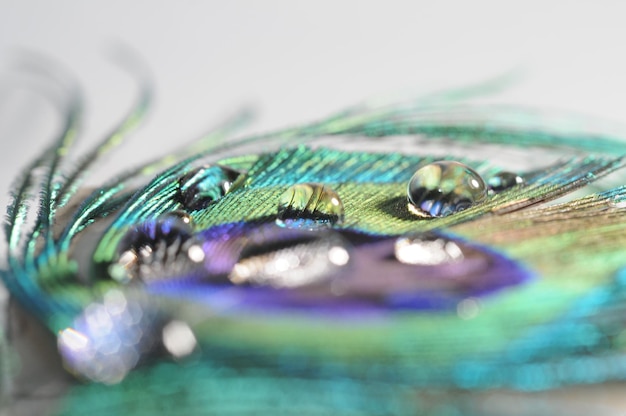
[{"x1": 2, "y1": 1, "x2": 626, "y2": 200}]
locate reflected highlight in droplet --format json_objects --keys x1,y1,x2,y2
[
  {"x1": 229, "y1": 226, "x2": 351, "y2": 288},
  {"x1": 395, "y1": 233, "x2": 464, "y2": 266}
]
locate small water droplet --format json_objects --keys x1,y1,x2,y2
[
  {"x1": 487, "y1": 171, "x2": 524, "y2": 193},
  {"x1": 177, "y1": 165, "x2": 241, "y2": 211},
  {"x1": 276, "y1": 183, "x2": 344, "y2": 229},
  {"x1": 229, "y1": 226, "x2": 350, "y2": 288},
  {"x1": 111, "y1": 214, "x2": 204, "y2": 283},
  {"x1": 394, "y1": 233, "x2": 465, "y2": 265},
  {"x1": 407, "y1": 161, "x2": 487, "y2": 217}
]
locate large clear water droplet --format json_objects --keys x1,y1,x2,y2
[
  {"x1": 487, "y1": 171, "x2": 524, "y2": 193},
  {"x1": 407, "y1": 161, "x2": 487, "y2": 217},
  {"x1": 394, "y1": 233, "x2": 465, "y2": 265},
  {"x1": 276, "y1": 183, "x2": 344, "y2": 230},
  {"x1": 177, "y1": 165, "x2": 241, "y2": 211},
  {"x1": 229, "y1": 226, "x2": 350, "y2": 288},
  {"x1": 110, "y1": 213, "x2": 205, "y2": 283}
]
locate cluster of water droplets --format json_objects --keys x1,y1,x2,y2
[
  {"x1": 108, "y1": 160, "x2": 530, "y2": 300},
  {"x1": 109, "y1": 164, "x2": 246, "y2": 283},
  {"x1": 71, "y1": 159, "x2": 528, "y2": 384}
]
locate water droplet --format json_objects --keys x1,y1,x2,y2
[
  {"x1": 110, "y1": 214, "x2": 205, "y2": 283},
  {"x1": 487, "y1": 171, "x2": 524, "y2": 193},
  {"x1": 177, "y1": 165, "x2": 241, "y2": 211},
  {"x1": 276, "y1": 183, "x2": 344, "y2": 229},
  {"x1": 394, "y1": 233, "x2": 464, "y2": 265},
  {"x1": 229, "y1": 226, "x2": 350, "y2": 288},
  {"x1": 407, "y1": 161, "x2": 487, "y2": 217}
]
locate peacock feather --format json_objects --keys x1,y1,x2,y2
[{"x1": 3, "y1": 60, "x2": 626, "y2": 415}]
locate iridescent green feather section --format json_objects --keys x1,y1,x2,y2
[{"x1": 5, "y1": 75, "x2": 626, "y2": 416}]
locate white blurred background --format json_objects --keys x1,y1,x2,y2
[{"x1": 2, "y1": 1, "x2": 626, "y2": 200}]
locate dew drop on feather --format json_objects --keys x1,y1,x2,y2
[
  {"x1": 407, "y1": 161, "x2": 487, "y2": 217},
  {"x1": 276, "y1": 183, "x2": 344, "y2": 230},
  {"x1": 487, "y1": 171, "x2": 525, "y2": 193},
  {"x1": 177, "y1": 165, "x2": 242, "y2": 211}
]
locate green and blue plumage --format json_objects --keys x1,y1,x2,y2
[{"x1": 3, "y1": 67, "x2": 626, "y2": 415}]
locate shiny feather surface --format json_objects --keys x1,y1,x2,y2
[{"x1": 3, "y1": 68, "x2": 626, "y2": 415}]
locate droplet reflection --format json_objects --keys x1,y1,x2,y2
[
  {"x1": 395, "y1": 233, "x2": 464, "y2": 266},
  {"x1": 179, "y1": 225, "x2": 532, "y2": 313},
  {"x1": 229, "y1": 226, "x2": 351, "y2": 288}
]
